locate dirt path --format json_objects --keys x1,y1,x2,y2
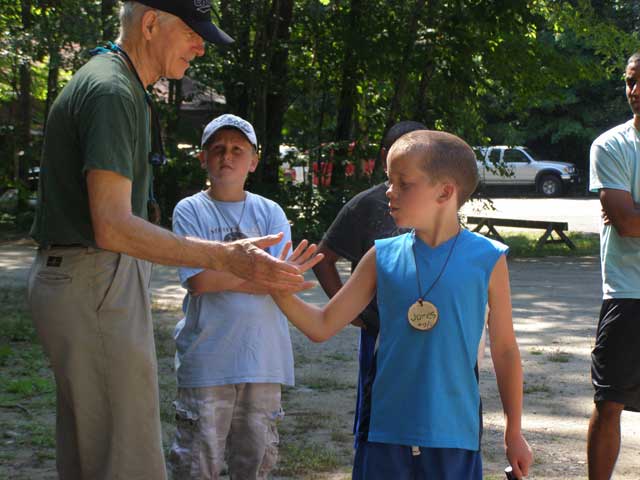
[{"x1": 2, "y1": 241, "x2": 640, "y2": 479}]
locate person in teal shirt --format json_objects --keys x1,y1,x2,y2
[{"x1": 588, "y1": 51, "x2": 640, "y2": 480}]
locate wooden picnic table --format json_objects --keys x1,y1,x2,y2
[{"x1": 465, "y1": 216, "x2": 576, "y2": 250}]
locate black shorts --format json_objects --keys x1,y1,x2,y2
[{"x1": 591, "y1": 298, "x2": 640, "y2": 412}]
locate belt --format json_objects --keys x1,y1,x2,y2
[{"x1": 44, "y1": 243, "x2": 89, "y2": 250}]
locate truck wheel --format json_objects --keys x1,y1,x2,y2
[{"x1": 538, "y1": 174, "x2": 563, "y2": 197}]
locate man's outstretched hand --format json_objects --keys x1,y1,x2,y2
[{"x1": 220, "y1": 233, "x2": 323, "y2": 293}]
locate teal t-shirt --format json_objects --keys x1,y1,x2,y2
[
  {"x1": 31, "y1": 53, "x2": 151, "y2": 247},
  {"x1": 590, "y1": 119, "x2": 640, "y2": 299}
]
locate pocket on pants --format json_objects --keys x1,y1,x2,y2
[
  {"x1": 35, "y1": 270, "x2": 72, "y2": 284},
  {"x1": 169, "y1": 401, "x2": 202, "y2": 479},
  {"x1": 95, "y1": 253, "x2": 124, "y2": 312},
  {"x1": 258, "y1": 408, "x2": 283, "y2": 478}
]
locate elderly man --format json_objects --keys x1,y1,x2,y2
[
  {"x1": 28, "y1": 2, "x2": 311, "y2": 478},
  {"x1": 587, "y1": 51, "x2": 640, "y2": 479}
]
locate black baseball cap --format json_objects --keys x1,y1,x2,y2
[{"x1": 136, "y1": 0, "x2": 234, "y2": 45}]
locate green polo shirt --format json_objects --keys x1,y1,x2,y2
[{"x1": 31, "y1": 53, "x2": 151, "y2": 247}]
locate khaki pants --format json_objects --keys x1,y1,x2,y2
[
  {"x1": 169, "y1": 383, "x2": 283, "y2": 480},
  {"x1": 28, "y1": 246, "x2": 167, "y2": 480}
]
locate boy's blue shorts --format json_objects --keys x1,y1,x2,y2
[{"x1": 352, "y1": 441, "x2": 482, "y2": 480}]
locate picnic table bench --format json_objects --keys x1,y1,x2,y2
[{"x1": 465, "y1": 216, "x2": 576, "y2": 250}]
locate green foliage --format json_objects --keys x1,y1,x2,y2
[
  {"x1": 2, "y1": 0, "x2": 639, "y2": 229},
  {"x1": 0, "y1": 0, "x2": 109, "y2": 182},
  {"x1": 1, "y1": 317, "x2": 36, "y2": 343},
  {"x1": 275, "y1": 443, "x2": 341, "y2": 476},
  {"x1": 153, "y1": 147, "x2": 207, "y2": 227},
  {"x1": 0, "y1": 344, "x2": 12, "y2": 366},
  {"x1": 248, "y1": 140, "x2": 380, "y2": 242},
  {"x1": 482, "y1": 1, "x2": 638, "y2": 169},
  {"x1": 523, "y1": 382, "x2": 551, "y2": 395},
  {"x1": 6, "y1": 378, "x2": 52, "y2": 397},
  {"x1": 547, "y1": 350, "x2": 572, "y2": 363},
  {"x1": 0, "y1": 286, "x2": 56, "y2": 467}
]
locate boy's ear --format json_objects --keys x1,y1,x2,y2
[
  {"x1": 248, "y1": 151, "x2": 259, "y2": 173},
  {"x1": 437, "y1": 182, "x2": 456, "y2": 203},
  {"x1": 198, "y1": 151, "x2": 207, "y2": 170}
]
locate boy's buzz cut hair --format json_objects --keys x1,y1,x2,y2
[{"x1": 390, "y1": 130, "x2": 479, "y2": 207}]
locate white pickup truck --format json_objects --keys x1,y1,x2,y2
[{"x1": 473, "y1": 146, "x2": 580, "y2": 197}]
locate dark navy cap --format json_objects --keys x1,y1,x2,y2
[{"x1": 136, "y1": 0, "x2": 234, "y2": 45}]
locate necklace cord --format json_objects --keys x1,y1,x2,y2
[
  {"x1": 210, "y1": 193, "x2": 247, "y2": 233},
  {"x1": 412, "y1": 226, "x2": 461, "y2": 304}
]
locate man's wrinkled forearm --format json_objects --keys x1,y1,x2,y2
[{"x1": 94, "y1": 211, "x2": 229, "y2": 270}]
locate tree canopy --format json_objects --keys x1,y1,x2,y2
[{"x1": 1, "y1": 0, "x2": 638, "y2": 238}]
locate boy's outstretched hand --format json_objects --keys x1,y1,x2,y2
[
  {"x1": 279, "y1": 239, "x2": 322, "y2": 267},
  {"x1": 505, "y1": 431, "x2": 533, "y2": 478},
  {"x1": 274, "y1": 240, "x2": 325, "y2": 294}
]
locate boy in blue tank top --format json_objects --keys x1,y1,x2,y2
[{"x1": 274, "y1": 130, "x2": 533, "y2": 479}]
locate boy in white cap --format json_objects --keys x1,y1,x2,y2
[{"x1": 169, "y1": 114, "x2": 294, "y2": 479}]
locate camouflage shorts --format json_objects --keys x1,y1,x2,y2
[{"x1": 168, "y1": 383, "x2": 283, "y2": 480}]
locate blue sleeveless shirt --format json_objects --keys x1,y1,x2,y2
[{"x1": 368, "y1": 229, "x2": 508, "y2": 451}]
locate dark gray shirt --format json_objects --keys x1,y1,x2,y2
[{"x1": 323, "y1": 182, "x2": 405, "y2": 333}]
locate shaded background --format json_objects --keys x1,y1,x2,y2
[{"x1": 1, "y1": 0, "x2": 639, "y2": 239}]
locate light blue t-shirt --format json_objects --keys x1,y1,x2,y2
[
  {"x1": 590, "y1": 120, "x2": 640, "y2": 299},
  {"x1": 172, "y1": 190, "x2": 295, "y2": 387},
  {"x1": 369, "y1": 230, "x2": 507, "y2": 451}
]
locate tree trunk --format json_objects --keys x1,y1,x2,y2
[
  {"x1": 43, "y1": 49, "x2": 60, "y2": 134},
  {"x1": 167, "y1": 79, "x2": 183, "y2": 134},
  {"x1": 249, "y1": 0, "x2": 271, "y2": 183},
  {"x1": 413, "y1": 60, "x2": 435, "y2": 125},
  {"x1": 17, "y1": 62, "x2": 31, "y2": 148},
  {"x1": 175, "y1": 80, "x2": 183, "y2": 109},
  {"x1": 317, "y1": 90, "x2": 327, "y2": 150},
  {"x1": 334, "y1": 0, "x2": 363, "y2": 142},
  {"x1": 220, "y1": 0, "x2": 293, "y2": 186},
  {"x1": 383, "y1": 0, "x2": 427, "y2": 133},
  {"x1": 220, "y1": 0, "x2": 253, "y2": 117},
  {"x1": 262, "y1": 0, "x2": 294, "y2": 185},
  {"x1": 17, "y1": 0, "x2": 33, "y2": 181},
  {"x1": 411, "y1": 0, "x2": 437, "y2": 129}
]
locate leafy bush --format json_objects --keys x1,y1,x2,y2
[{"x1": 250, "y1": 140, "x2": 383, "y2": 243}]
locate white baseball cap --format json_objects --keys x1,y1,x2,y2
[{"x1": 201, "y1": 114, "x2": 258, "y2": 150}]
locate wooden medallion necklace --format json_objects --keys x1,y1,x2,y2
[{"x1": 407, "y1": 226, "x2": 461, "y2": 331}]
